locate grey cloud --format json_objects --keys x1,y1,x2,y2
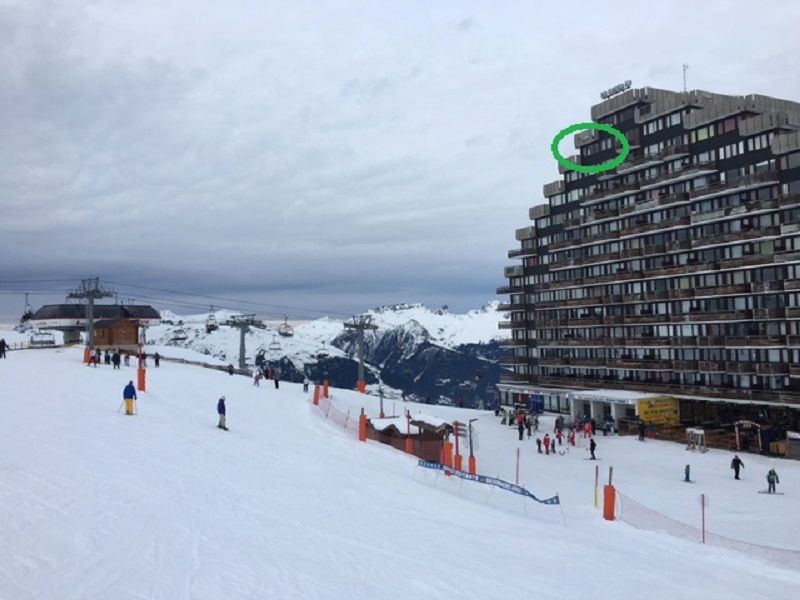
[{"x1": 1, "y1": 0, "x2": 799, "y2": 321}]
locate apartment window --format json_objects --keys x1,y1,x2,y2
[
  {"x1": 781, "y1": 152, "x2": 800, "y2": 170},
  {"x1": 669, "y1": 112, "x2": 681, "y2": 127}
]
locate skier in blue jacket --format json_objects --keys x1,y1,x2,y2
[
  {"x1": 122, "y1": 381, "x2": 137, "y2": 415},
  {"x1": 217, "y1": 396, "x2": 228, "y2": 430}
]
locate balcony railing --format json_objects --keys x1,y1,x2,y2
[
  {"x1": 496, "y1": 285, "x2": 524, "y2": 295},
  {"x1": 499, "y1": 356, "x2": 530, "y2": 365}
]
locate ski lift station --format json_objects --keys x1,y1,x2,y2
[{"x1": 28, "y1": 304, "x2": 161, "y2": 349}]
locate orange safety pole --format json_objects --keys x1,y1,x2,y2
[
  {"x1": 312, "y1": 384, "x2": 321, "y2": 406},
  {"x1": 136, "y1": 343, "x2": 146, "y2": 392},
  {"x1": 603, "y1": 485, "x2": 616, "y2": 521},
  {"x1": 603, "y1": 466, "x2": 615, "y2": 521},
  {"x1": 453, "y1": 422, "x2": 462, "y2": 471},
  {"x1": 83, "y1": 346, "x2": 91, "y2": 364},
  {"x1": 468, "y1": 455, "x2": 477, "y2": 475},
  {"x1": 357, "y1": 380, "x2": 366, "y2": 393},
  {"x1": 137, "y1": 367, "x2": 146, "y2": 392},
  {"x1": 358, "y1": 409, "x2": 368, "y2": 442},
  {"x1": 323, "y1": 380, "x2": 329, "y2": 399},
  {"x1": 404, "y1": 410, "x2": 414, "y2": 454}
]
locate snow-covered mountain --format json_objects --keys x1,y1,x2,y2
[{"x1": 146, "y1": 302, "x2": 509, "y2": 406}]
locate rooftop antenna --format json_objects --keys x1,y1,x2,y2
[{"x1": 682, "y1": 63, "x2": 689, "y2": 93}]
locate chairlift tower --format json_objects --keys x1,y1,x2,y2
[
  {"x1": 228, "y1": 314, "x2": 258, "y2": 370},
  {"x1": 67, "y1": 277, "x2": 113, "y2": 349},
  {"x1": 343, "y1": 315, "x2": 377, "y2": 393}
]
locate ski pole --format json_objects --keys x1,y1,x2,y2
[{"x1": 117, "y1": 400, "x2": 125, "y2": 413}]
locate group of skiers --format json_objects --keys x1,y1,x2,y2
[
  {"x1": 499, "y1": 410, "x2": 600, "y2": 459},
  {"x1": 729, "y1": 454, "x2": 782, "y2": 493},
  {"x1": 89, "y1": 348, "x2": 160, "y2": 369},
  {"x1": 251, "y1": 367, "x2": 294, "y2": 390}
]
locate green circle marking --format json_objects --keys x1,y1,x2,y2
[{"x1": 550, "y1": 122, "x2": 630, "y2": 174}]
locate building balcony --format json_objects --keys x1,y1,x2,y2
[
  {"x1": 624, "y1": 337, "x2": 671, "y2": 347},
  {"x1": 775, "y1": 250, "x2": 800, "y2": 264},
  {"x1": 499, "y1": 338, "x2": 528, "y2": 347},
  {"x1": 619, "y1": 216, "x2": 690, "y2": 237},
  {"x1": 508, "y1": 247, "x2": 538, "y2": 259},
  {"x1": 698, "y1": 360, "x2": 726, "y2": 372},
  {"x1": 751, "y1": 281, "x2": 784, "y2": 293},
  {"x1": 757, "y1": 363, "x2": 789, "y2": 375},
  {"x1": 725, "y1": 362, "x2": 756, "y2": 374},
  {"x1": 496, "y1": 302, "x2": 526, "y2": 312},
  {"x1": 697, "y1": 336, "x2": 725, "y2": 346},
  {"x1": 496, "y1": 284, "x2": 524, "y2": 295},
  {"x1": 725, "y1": 335, "x2": 786, "y2": 347},
  {"x1": 694, "y1": 284, "x2": 751, "y2": 298},
  {"x1": 672, "y1": 360, "x2": 699, "y2": 371},
  {"x1": 612, "y1": 359, "x2": 672, "y2": 370},
  {"x1": 624, "y1": 314, "x2": 665, "y2": 325},
  {"x1": 791, "y1": 365, "x2": 800, "y2": 378},
  {"x1": 689, "y1": 171, "x2": 779, "y2": 200},
  {"x1": 640, "y1": 163, "x2": 716, "y2": 190},
  {"x1": 753, "y1": 307, "x2": 786, "y2": 319},
  {"x1": 667, "y1": 288, "x2": 695, "y2": 299},
  {"x1": 691, "y1": 227, "x2": 782, "y2": 248},
  {"x1": 582, "y1": 181, "x2": 641, "y2": 204},
  {"x1": 671, "y1": 336, "x2": 699, "y2": 347},
  {"x1": 500, "y1": 372, "x2": 530, "y2": 384},
  {"x1": 719, "y1": 255, "x2": 774, "y2": 270},
  {"x1": 498, "y1": 321, "x2": 523, "y2": 329},
  {"x1": 539, "y1": 357, "x2": 569, "y2": 366},
  {"x1": 499, "y1": 355, "x2": 530, "y2": 366}
]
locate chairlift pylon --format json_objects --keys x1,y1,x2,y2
[
  {"x1": 21, "y1": 293, "x2": 33, "y2": 322},
  {"x1": 316, "y1": 341, "x2": 329, "y2": 360}
]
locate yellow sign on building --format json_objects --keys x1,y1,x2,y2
[{"x1": 637, "y1": 397, "x2": 679, "y2": 426}]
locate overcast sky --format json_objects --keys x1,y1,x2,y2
[{"x1": 2, "y1": 0, "x2": 799, "y2": 320}]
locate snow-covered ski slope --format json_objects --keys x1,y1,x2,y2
[{"x1": 1, "y1": 349, "x2": 798, "y2": 599}]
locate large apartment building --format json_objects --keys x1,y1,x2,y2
[{"x1": 497, "y1": 86, "x2": 800, "y2": 430}]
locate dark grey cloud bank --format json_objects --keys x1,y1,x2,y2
[{"x1": 1, "y1": 0, "x2": 799, "y2": 319}]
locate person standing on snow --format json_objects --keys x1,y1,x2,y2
[
  {"x1": 227, "y1": 364, "x2": 234, "y2": 376},
  {"x1": 303, "y1": 376, "x2": 310, "y2": 393},
  {"x1": 589, "y1": 438, "x2": 597, "y2": 460},
  {"x1": 111, "y1": 350, "x2": 121, "y2": 370},
  {"x1": 731, "y1": 455, "x2": 744, "y2": 480},
  {"x1": 543, "y1": 433, "x2": 551, "y2": 455},
  {"x1": 122, "y1": 380, "x2": 137, "y2": 416},
  {"x1": 274, "y1": 370, "x2": 280, "y2": 390},
  {"x1": 525, "y1": 416, "x2": 532, "y2": 439},
  {"x1": 536, "y1": 437, "x2": 542, "y2": 453},
  {"x1": 253, "y1": 371, "x2": 261, "y2": 387},
  {"x1": 154, "y1": 352, "x2": 160, "y2": 368},
  {"x1": 638, "y1": 420, "x2": 646, "y2": 441},
  {"x1": 217, "y1": 396, "x2": 228, "y2": 430},
  {"x1": 766, "y1": 468, "x2": 780, "y2": 494},
  {"x1": 0, "y1": 338, "x2": 7, "y2": 358}
]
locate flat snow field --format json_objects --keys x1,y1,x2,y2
[{"x1": 0, "y1": 349, "x2": 798, "y2": 600}]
